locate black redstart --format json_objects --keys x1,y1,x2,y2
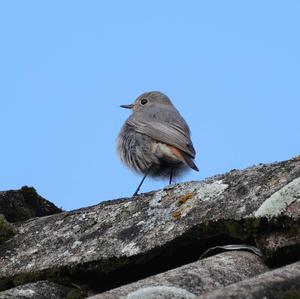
[{"x1": 117, "y1": 91, "x2": 199, "y2": 196}]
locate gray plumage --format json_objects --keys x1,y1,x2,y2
[{"x1": 117, "y1": 91, "x2": 198, "y2": 195}]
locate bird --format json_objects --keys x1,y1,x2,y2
[{"x1": 117, "y1": 91, "x2": 198, "y2": 196}]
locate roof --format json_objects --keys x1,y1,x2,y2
[{"x1": 0, "y1": 157, "x2": 299, "y2": 298}]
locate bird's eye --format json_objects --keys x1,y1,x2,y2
[{"x1": 141, "y1": 99, "x2": 148, "y2": 105}]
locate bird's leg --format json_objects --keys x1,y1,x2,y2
[
  {"x1": 169, "y1": 168, "x2": 173, "y2": 185},
  {"x1": 133, "y1": 173, "x2": 148, "y2": 197}
]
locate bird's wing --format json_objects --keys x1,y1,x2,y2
[{"x1": 127, "y1": 118, "x2": 196, "y2": 158}]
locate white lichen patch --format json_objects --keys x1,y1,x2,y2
[
  {"x1": 145, "y1": 202, "x2": 177, "y2": 232},
  {"x1": 238, "y1": 205, "x2": 246, "y2": 214},
  {"x1": 123, "y1": 202, "x2": 133, "y2": 208},
  {"x1": 121, "y1": 242, "x2": 140, "y2": 256},
  {"x1": 179, "y1": 202, "x2": 195, "y2": 218},
  {"x1": 144, "y1": 189, "x2": 177, "y2": 230},
  {"x1": 149, "y1": 189, "x2": 168, "y2": 208},
  {"x1": 164, "y1": 222, "x2": 175, "y2": 233},
  {"x1": 54, "y1": 220, "x2": 64, "y2": 226},
  {"x1": 194, "y1": 180, "x2": 228, "y2": 202},
  {"x1": 137, "y1": 220, "x2": 146, "y2": 226},
  {"x1": 71, "y1": 240, "x2": 82, "y2": 249},
  {"x1": 72, "y1": 224, "x2": 81, "y2": 232},
  {"x1": 16, "y1": 289, "x2": 36, "y2": 296},
  {"x1": 132, "y1": 211, "x2": 141, "y2": 218},
  {"x1": 254, "y1": 177, "x2": 300, "y2": 218},
  {"x1": 125, "y1": 286, "x2": 197, "y2": 299},
  {"x1": 25, "y1": 261, "x2": 36, "y2": 269}
]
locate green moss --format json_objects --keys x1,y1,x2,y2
[
  {"x1": 244, "y1": 218, "x2": 261, "y2": 234},
  {"x1": 14, "y1": 206, "x2": 34, "y2": 221},
  {"x1": 280, "y1": 290, "x2": 300, "y2": 299},
  {"x1": 0, "y1": 214, "x2": 15, "y2": 244},
  {"x1": 20, "y1": 186, "x2": 41, "y2": 207},
  {"x1": 219, "y1": 220, "x2": 244, "y2": 239},
  {"x1": 10, "y1": 267, "x2": 74, "y2": 291},
  {"x1": 3, "y1": 257, "x2": 132, "y2": 293},
  {"x1": 286, "y1": 226, "x2": 300, "y2": 237},
  {"x1": 195, "y1": 218, "x2": 262, "y2": 240},
  {"x1": 10, "y1": 270, "x2": 86, "y2": 299},
  {"x1": 18, "y1": 186, "x2": 62, "y2": 220},
  {"x1": 65, "y1": 289, "x2": 87, "y2": 299},
  {"x1": 12, "y1": 272, "x2": 43, "y2": 286},
  {"x1": 78, "y1": 257, "x2": 133, "y2": 275},
  {"x1": 11, "y1": 267, "x2": 74, "y2": 289},
  {"x1": 218, "y1": 218, "x2": 261, "y2": 240},
  {"x1": 47, "y1": 267, "x2": 73, "y2": 286},
  {"x1": 0, "y1": 278, "x2": 14, "y2": 292}
]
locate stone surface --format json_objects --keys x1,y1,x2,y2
[
  {"x1": 256, "y1": 228, "x2": 300, "y2": 266},
  {"x1": 0, "y1": 186, "x2": 62, "y2": 223},
  {"x1": 90, "y1": 251, "x2": 268, "y2": 298},
  {"x1": 254, "y1": 176, "x2": 300, "y2": 218},
  {"x1": 0, "y1": 281, "x2": 72, "y2": 299},
  {"x1": 198, "y1": 260, "x2": 300, "y2": 299},
  {"x1": 125, "y1": 286, "x2": 197, "y2": 299},
  {"x1": 0, "y1": 158, "x2": 299, "y2": 291}
]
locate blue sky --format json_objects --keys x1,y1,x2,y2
[{"x1": 1, "y1": 1, "x2": 299, "y2": 210}]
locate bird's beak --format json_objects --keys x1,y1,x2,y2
[{"x1": 120, "y1": 104, "x2": 134, "y2": 109}]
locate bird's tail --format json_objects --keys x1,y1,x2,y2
[{"x1": 182, "y1": 152, "x2": 199, "y2": 172}]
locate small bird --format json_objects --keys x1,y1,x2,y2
[{"x1": 117, "y1": 91, "x2": 199, "y2": 196}]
